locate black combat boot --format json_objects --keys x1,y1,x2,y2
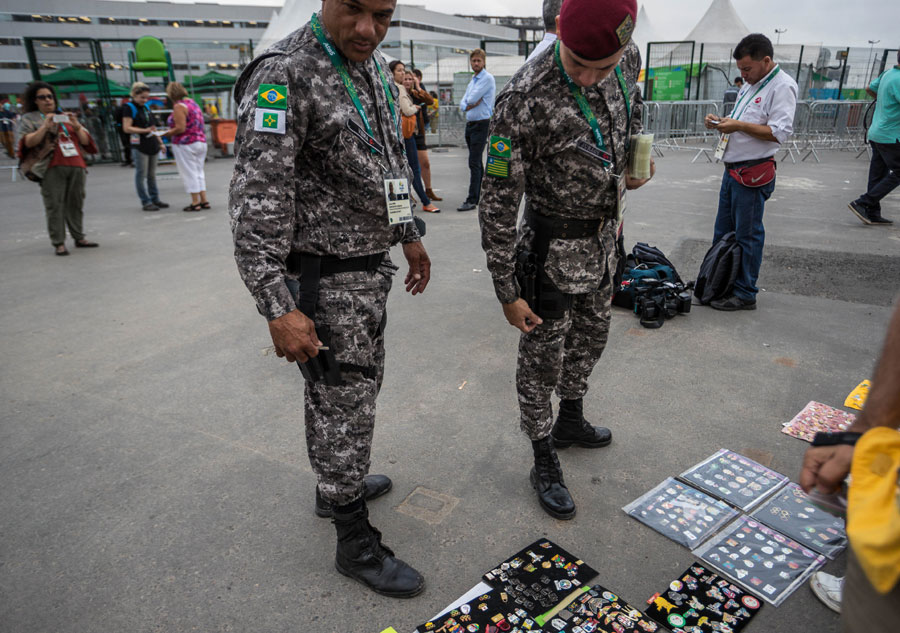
[
  {"x1": 530, "y1": 436, "x2": 576, "y2": 520},
  {"x1": 315, "y1": 474, "x2": 393, "y2": 518},
  {"x1": 551, "y1": 398, "x2": 612, "y2": 448},
  {"x1": 333, "y1": 499, "x2": 425, "y2": 598}
]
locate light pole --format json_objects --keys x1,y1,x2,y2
[
  {"x1": 867, "y1": 39, "x2": 880, "y2": 85},
  {"x1": 774, "y1": 28, "x2": 787, "y2": 45}
]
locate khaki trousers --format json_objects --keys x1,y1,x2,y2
[{"x1": 40, "y1": 166, "x2": 86, "y2": 245}]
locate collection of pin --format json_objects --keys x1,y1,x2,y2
[
  {"x1": 644, "y1": 563, "x2": 762, "y2": 632},
  {"x1": 483, "y1": 540, "x2": 597, "y2": 613},
  {"x1": 749, "y1": 483, "x2": 847, "y2": 559},
  {"x1": 693, "y1": 516, "x2": 826, "y2": 607},
  {"x1": 623, "y1": 477, "x2": 739, "y2": 548},
  {"x1": 781, "y1": 401, "x2": 855, "y2": 443},
  {"x1": 551, "y1": 585, "x2": 661, "y2": 633},
  {"x1": 679, "y1": 449, "x2": 790, "y2": 512}
]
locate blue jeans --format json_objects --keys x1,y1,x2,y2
[
  {"x1": 713, "y1": 170, "x2": 775, "y2": 301},
  {"x1": 404, "y1": 137, "x2": 430, "y2": 206},
  {"x1": 132, "y1": 148, "x2": 159, "y2": 205}
]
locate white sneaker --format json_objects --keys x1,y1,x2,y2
[{"x1": 810, "y1": 571, "x2": 843, "y2": 613}]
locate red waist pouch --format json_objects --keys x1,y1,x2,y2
[{"x1": 729, "y1": 158, "x2": 776, "y2": 188}]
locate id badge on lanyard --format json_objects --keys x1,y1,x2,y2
[
  {"x1": 383, "y1": 169, "x2": 412, "y2": 225},
  {"x1": 714, "y1": 133, "x2": 730, "y2": 160},
  {"x1": 59, "y1": 140, "x2": 78, "y2": 157}
]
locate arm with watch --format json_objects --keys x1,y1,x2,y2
[{"x1": 800, "y1": 300, "x2": 900, "y2": 495}]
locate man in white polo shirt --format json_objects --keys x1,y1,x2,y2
[{"x1": 704, "y1": 33, "x2": 797, "y2": 311}]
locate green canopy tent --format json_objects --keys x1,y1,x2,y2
[
  {"x1": 57, "y1": 82, "x2": 130, "y2": 97},
  {"x1": 182, "y1": 70, "x2": 237, "y2": 94},
  {"x1": 42, "y1": 66, "x2": 103, "y2": 86}
]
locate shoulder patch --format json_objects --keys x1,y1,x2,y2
[
  {"x1": 257, "y1": 84, "x2": 288, "y2": 110},
  {"x1": 489, "y1": 135, "x2": 512, "y2": 159},
  {"x1": 254, "y1": 108, "x2": 286, "y2": 134},
  {"x1": 486, "y1": 155, "x2": 509, "y2": 178}
]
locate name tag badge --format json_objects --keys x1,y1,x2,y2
[
  {"x1": 59, "y1": 141, "x2": 79, "y2": 157},
  {"x1": 130, "y1": 134, "x2": 140, "y2": 146},
  {"x1": 346, "y1": 119, "x2": 384, "y2": 155},
  {"x1": 616, "y1": 173, "x2": 627, "y2": 222},
  {"x1": 714, "y1": 133, "x2": 730, "y2": 160},
  {"x1": 575, "y1": 139, "x2": 612, "y2": 168},
  {"x1": 384, "y1": 177, "x2": 412, "y2": 225}
]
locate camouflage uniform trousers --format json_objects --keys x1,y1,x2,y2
[
  {"x1": 290, "y1": 258, "x2": 396, "y2": 507},
  {"x1": 516, "y1": 269, "x2": 613, "y2": 441}
]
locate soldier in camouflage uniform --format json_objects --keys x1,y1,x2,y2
[
  {"x1": 479, "y1": 0, "x2": 654, "y2": 520},
  {"x1": 229, "y1": 0, "x2": 430, "y2": 598}
]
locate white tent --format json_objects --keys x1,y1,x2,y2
[
  {"x1": 255, "y1": 0, "x2": 319, "y2": 56},
  {"x1": 683, "y1": 0, "x2": 750, "y2": 46},
  {"x1": 631, "y1": 4, "x2": 659, "y2": 64},
  {"x1": 647, "y1": 0, "x2": 751, "y2": 67}
]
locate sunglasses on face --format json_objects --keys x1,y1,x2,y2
[{"x1": 36, "y1": 94, "x2": 54, "y2": 100}]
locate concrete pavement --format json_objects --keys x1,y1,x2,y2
[{"x1": 0, "y1": 146, "x2": 897, "y2": 632}]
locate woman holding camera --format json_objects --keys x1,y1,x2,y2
[{"x1": 17, "y1": 81, "x2": 99, "y2": 256}]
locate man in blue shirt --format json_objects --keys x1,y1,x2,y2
[
  {"x1": 457, "y1": 48, "x2": 496, "y2": 212},
  {"x1": 849, "y1": 50, "x2": 900, "y2": 226}
]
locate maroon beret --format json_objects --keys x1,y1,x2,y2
[{"x1": 558, "y1": 0, "x2": 637, "y2": 61}]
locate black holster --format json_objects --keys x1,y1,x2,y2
[
  {"x1": 288, "y1": 252, "x2": 385, "y2": 386},
  {"x1": 518, "y1": 206, "x2": 604, "y2": 321}
]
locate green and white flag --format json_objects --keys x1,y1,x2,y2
[{"x1": 254, "y1": 108, "x2": 285, "y2": 134}]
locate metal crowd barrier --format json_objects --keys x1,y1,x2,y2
[{"x1": 425, "y1": 100, "x2": 872, "y2": 165}]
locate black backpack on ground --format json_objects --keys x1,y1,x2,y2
[
  {"x1": 631, "y1": 242, "x2": 684, "y2": 284},
  {"x1": 694, "y1": 231, "x2": 742, "y2": 305}
]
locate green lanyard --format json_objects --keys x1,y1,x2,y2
[
  {"x1": 731, "y1": 66, "x2": 780, "y2": 121},
  {"x1": 311, "y1": 13, "x2": 400, "y2": 154},
  {"x1": 554, "y1": 41, "x2": 630, "y2": 163}
]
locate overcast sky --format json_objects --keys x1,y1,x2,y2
[{"x1": 147, "y1": 0, "x2": 898, "y2": 48}]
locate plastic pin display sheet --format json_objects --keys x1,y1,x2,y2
[
  {"x1": 781, "y1": 401, "x2": 855, "y2": 443},
  {"x1": 622, "y1": 477, "x2": 740, "y2": 548},
  {"x1": 749, "y1": 483, "x2": 847, "y2": 559},
  {"x1": 644, "y1": 562, "x2": 762, "y2": 632},
  {"x1": 693, "y1": 516, "x2": 826, "y2": 606},
  {"x1": 678, "y1": 449, "x2": 789, "y2": 512}
]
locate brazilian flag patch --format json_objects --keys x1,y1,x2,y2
[
  {"x1": 257, "y1": 83, "x2": 288, "y2": 110},
  {"x1": 489, "y1": 135, "x2": 511, "y2": 159},
  {"x1": 486, "y1": 155, "x2": 509, "y2": 178}
]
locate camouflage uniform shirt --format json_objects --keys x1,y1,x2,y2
[
  {"x1": 479, "y1": 42, "x2": 643, "y2": 304},
  {"x1": 229, "y1": 16, "x2": 419, "y2": 321}
]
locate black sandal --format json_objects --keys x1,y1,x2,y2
[
  {"x1": 200, "y1": 202, "x2": 211, "y2": 209},
  {"x1": 55, "y1": 244, "x2": 69, "y2": 256},
  {"x1": 183, "y1": 203, "x2": 203, "y2": 212}
]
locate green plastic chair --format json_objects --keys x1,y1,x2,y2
[{"x1": 128, "y1": 36, "x2": 175, "y2": 82}]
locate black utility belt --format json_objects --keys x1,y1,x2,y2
[
  {"x1": 524, "y1": 208, "x2": 606, "y2": 240},
  {"x1": 286, "y1": 251, "x2": 385, "y2": 276}
]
